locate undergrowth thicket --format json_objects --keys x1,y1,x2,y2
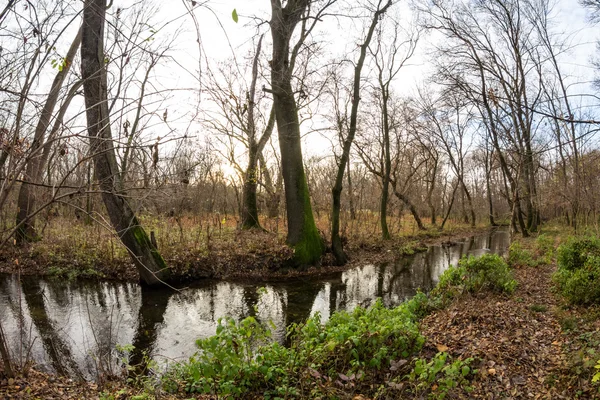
[{"x1": 553, "y1": 236, "x2": 600, "y2": 305}]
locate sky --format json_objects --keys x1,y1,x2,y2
[
  {"x1": 142, "y1": 0, "x2": 599, "y2": 116},
  {"x1": 7, "y1": 0, "x2": 600, "y2": 176}
]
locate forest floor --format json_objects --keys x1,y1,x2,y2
[
  {"x1": 2, "y1": 227, "x2": 600, "y2": 399},
  {"x1": 0, "y1": 215, "x2": 490, "y2": 283}
]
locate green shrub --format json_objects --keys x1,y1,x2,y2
[
  {"x1": 165, "y1": 316, "x2": 295, "y2": 397},
  {"x1": 554, "y1": 237, "x2": 600, "y2": 305},
  {"x1": 407, "y1": 353, "x2": 476, "y2": 399},
  {"x1": 166, "y1": 296, "x2": 427, "y2": 398},
  {"x1": 298, "y1": 298, "x2": 424, "y2": 376},
  {"x1": 508, "y1": 241, "x2": 538, "y2": 267},
  {"x1": 557, "y1": 236, "x2": 600, "y2": 271},
  {"x1": 555, "y1": 255, "x2": 600, "y2": 305},
  {"x1": 433, "y1": 254, "x2": 517, "y2": 302}
]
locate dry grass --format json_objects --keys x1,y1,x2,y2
[{"x1": 0, "y1": 211, "x2": 487, "y2": 282}]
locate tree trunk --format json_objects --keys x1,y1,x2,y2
[
  {"x1": 441, "y1": 181, "x2": 459, "y2": 230},
  {"x1": 427, "y1": 159, "x2": 438, "y2": 226},
  {"x1": 241, "y1": 36, "x2": 266, "y2": 229},
  {"x1": 270, "y1": 0, "x2": 323, "y2": 265},
  {"x1": 347, "y1": 161, "x2": 356, "y2": 220},
  {"x1": 391, "y1": 181, "x2": 426, "y2": 231},
  {"x1": 380, "y1": 90, "x2": 392, "y2": 240},
  {"x1": 484, "y1": 145, "x2": 497, "y2": 226},
  {"x1": 259, "y1": 153, "x2": 281, "y2": 218},
  {"x1": 15, "y1": 27, "x2": 82, "y2": 244},
  {"x1": 81, "y1": 0, "x2": 169, "y2": 285},
  {"x1": 241, "y1": 144, "x2": 261, "y2": 229},
  {"x1": 461, "y1": 179, "x2": 476, "y2": 228},
  {"x1": 330, "y1": 0, "x2": 391, "y2": 264}
]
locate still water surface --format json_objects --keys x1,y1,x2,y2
[{"x1": 0, "y1": 229, "x2": 508, "y2": 379}]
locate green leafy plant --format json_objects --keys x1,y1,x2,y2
[
  {"x1": 508, "y1": 241, "x2": 538, "y2": 267},
  {"x1": 431, "y1": 254, "x2": 517, "y2": 307},
  {"x1": 557, "y1": 236, "x2": 600, "y2": 271},
  {"x1": 165, "y1": 295, "x2": 428, "y2": 398},
  {"x1": 554, "y1": 237, "x2": 600, "y2": 305},
  {"x1": 405, "y1": 353, "x2": 476, "y2": 399},
  {"x1": 593, "y1": 360, "x2": 600, "y2": 384}
]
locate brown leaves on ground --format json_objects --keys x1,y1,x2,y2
[
  {"x1": 421, "y1": 263, "x2": 596, "y2": 399},
  {"x1": 0, "y1": 369, "x2": 98, "y2": 399}
]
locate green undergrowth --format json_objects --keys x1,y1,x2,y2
[
  {"x1": 507, "y1": 232, "x2": 556, "y2": 268},
  {"x1": 553, "y1": 236, "x2": 600, "y2": 305},
  {"x1": 551, "y1": 233, "x2": 600, "y2": 393},
  {"x1": 158, "y1": 253, "x2": 516, "y2": 399},
  {"x1": 430, "y1": 254, "x2": 517, "y2": 308}
]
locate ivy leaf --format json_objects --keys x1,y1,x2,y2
[{"x1": 232, "y1": 8, "x2": 239, "y2": 23}]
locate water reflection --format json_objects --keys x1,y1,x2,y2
[{"x1": 0, "y1": 229, "x2": 508, "y2": 379}]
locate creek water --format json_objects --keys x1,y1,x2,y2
[{"x1": 0, "y1": 228, "x2": 509, "y2": 379}]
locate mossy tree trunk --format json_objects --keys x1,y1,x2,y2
[
  {"x1": 81, "y1": 0, "x2": 169, "y2": 285},
  {"x1": 331, "y1": 0, "x2": 392, "y2": 265},
  {"x1": 269, "y1": 0, "x2": 324, "y2": 265}
]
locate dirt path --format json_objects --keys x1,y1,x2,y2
[{"x1": 420, "y1": 263, "x2": 586, "y2": 399}]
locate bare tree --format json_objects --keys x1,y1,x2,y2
[
  {"x1": 268, "y1": 0, "x2": 335, "y2": 265},
  {"x1": 81, "y1": 0, "x2": 169, "y2": 285},
  {"x1": 330, "y1": 0, "x2": 392, "y2": 265},
  {"x1": 368, "y1": 14, "x2": 419, "y2": 237},
  {"x1": 15, "y1": 27, "x2": 82, "y2": 243}
]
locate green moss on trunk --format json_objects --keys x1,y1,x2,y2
[
  {"x1": 130, "y1": 224, "x2": 170, "y2": 281},
  {"x1": 291, "y1": 178, "x2": 324, "y2": 266}
]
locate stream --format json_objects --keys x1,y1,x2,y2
[{"x1": 0, "y1": 228, "x2": 509, "y2": 379}]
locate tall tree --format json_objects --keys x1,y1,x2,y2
[
  {"x1": 81, "y1": 0, "x2": 169, "y2": 285},
  {"x1": 368, "y1": 15, "x2": 419, "y2": 237},
  {"x1": 15, "y1": 27, "x2": 82, "y2": 243},
  {"x1": 241, "y1": 35, "x2": 275, "y2": 229},
  {"x1": 268, "y1": 0, "x2": 330, "y2": 265},
  {"x1": 330, "y1": 0, "x2": 392, "y2": 265}
]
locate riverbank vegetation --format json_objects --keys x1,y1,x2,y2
[
  {"x1": 4, "y1": 224, "x2": 600, "y2": 398},
  {"x1": 2, "y1": 0, "x2": 600, "y2": 396},
  {"x1": 0, "y1": 0, "x2": 599, "y2": 285},
  {"x1": 0, "y1": 214, "x2": 489, "y2": 282},
  {"x1": 97, "y1": 227, "x2": 600, "y2": 399}
]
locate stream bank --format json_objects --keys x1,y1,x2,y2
[
  {"x1": 2, "y1": 226, "x2": 599, "y2": 398},
  {"x1": 0, "y1": 222, "x2": 496, "y2": 283}
]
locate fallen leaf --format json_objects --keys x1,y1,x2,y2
[{"x1": 436, "y1": 343, "x2": 449, "y2": 352}]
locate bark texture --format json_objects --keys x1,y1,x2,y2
[
  {"x1": 270, "y1": 0, "x2": 324, "y2": 265},
  {"x1": 81, "y1": 0, "x2": 169, "y2": 285},
  {"x1": 331, "y1": 0, "x2": 392, "y2": 265}
]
